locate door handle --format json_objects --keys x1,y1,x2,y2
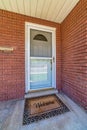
[{"x1": 53, "y1": 57, "x2": 55, "y2": 63}]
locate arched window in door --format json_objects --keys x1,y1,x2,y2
[{"x1": 33, "y1": 34, "x2": 48, "y2": 41}]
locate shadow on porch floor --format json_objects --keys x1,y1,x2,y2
[{"x1": 0, "y1": 92, "x2": 87, "y2": 130}]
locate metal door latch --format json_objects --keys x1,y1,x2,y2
[{"x1": 53, "y1": 57, "x2": 55, "y2": 62}]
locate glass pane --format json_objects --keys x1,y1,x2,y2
[
  {"x1": 30, "y1": 59, "x2": 52, "y2": 89},
  {"x1": 30, "y1": 60, "x2": 47, "y2": 82},
  {"x1": 30, "y1": 29, "x2": 52, "y2": 57}
]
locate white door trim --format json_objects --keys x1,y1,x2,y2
[{"x1": 25, "y1": 22, "x2": 56, "y2": 92}]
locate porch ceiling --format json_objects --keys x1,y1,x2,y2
[{"x1": 0, "y1": 0, "x2": 80, "y2": 23}]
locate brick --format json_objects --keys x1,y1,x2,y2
[
  {"x1": 61, "y1": 0, "x2": 87, "y2": 110},
  {"x1": 0, "y1": 9, "x2": 61, "y2": 101}
]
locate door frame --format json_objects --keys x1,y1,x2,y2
[{"x1": 25, "y1": 22, "x2": 56, "y2": 92}]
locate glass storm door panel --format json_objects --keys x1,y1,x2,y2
[
  {"x1": 30, "y1": 59, "x2": 52, "y2": 89},
  {"x1": 30, "y1": 29, "x2": 52, "y2": 90}
]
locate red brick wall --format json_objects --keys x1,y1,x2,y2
[
  {"x1": 0, "y1": 10, "x2": 61, "y2": 100},
  {"x1": 61, "y1": 0, "x2": 87, "y2": 110}
]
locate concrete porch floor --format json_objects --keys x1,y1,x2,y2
[{"x1": 0, "y1": 92, "x2": 87, "y2": 130}]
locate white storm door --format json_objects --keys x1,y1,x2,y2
[{"x1": 30, "y1": 29, "x2": 52, "y2": 90}]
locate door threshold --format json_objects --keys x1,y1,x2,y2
[
  {"x1": 25, "y1": 88, "x2": 58, "y2": 98},
  {"x1": 27, "y1": 87, "x2": 55, "y2": 93}
]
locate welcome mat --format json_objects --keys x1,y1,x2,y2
[{"x1": 23, "y1": 94, "x2": 69, "y2": 125}]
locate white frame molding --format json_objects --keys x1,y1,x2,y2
[{"x1": 25, "y1": 22, "x2": 56, "y2": 92}]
